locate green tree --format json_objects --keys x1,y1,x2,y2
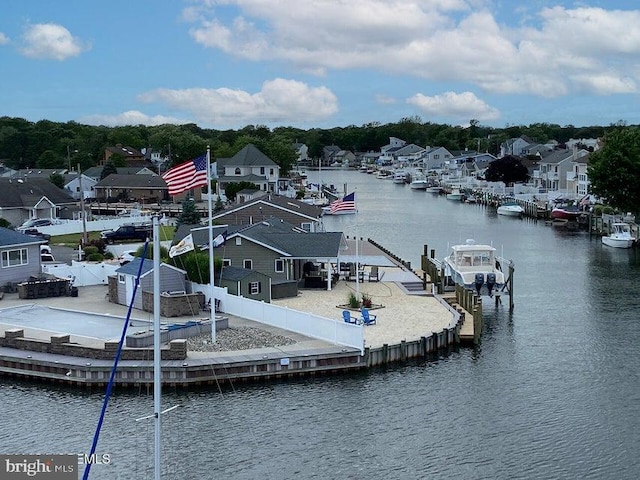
[
  {"x1": 100, "y1": 162, "x2": 117, "y2": 180},
  {"x1": 214, "y1": 196, "x2": 224, "y2": 212},
  {"x1": 588, "y1": 127, "x2": 640, "y2": 215},
  {"x1": 484, "y1": 155, "x2": 529, "y2": 185},
  {"x1": 224, "y1": 181, "x2": 259, "y2": 202},
  {"x1": 170, "y1": 251, "x2": 223, "y2": 284},
  {"x1": 49, "y1": 172, "x2": 65, "y2": 189},
  {"x1": 175, "y1": 198, "x2": 202, "y2": 229}
]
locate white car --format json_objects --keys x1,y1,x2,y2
[
  {"x1": 40, "y1": 245, "x2": 55, "y2": 262},
  {"x1": 118, "y1": 250, "x2": 137, "y2": 265}
]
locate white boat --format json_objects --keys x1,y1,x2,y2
[
  {"x1": 393, "y1": 171, "x2": 408, "y2": 184},
  {"x1": 497, "y1": 202, "x2": 525, "y2": 217},
  {"x1": 442, "y1": 239, "x2": 506, "y2": 296},
  {"x1": 426, "y1": 185, "x2": 442, "y2": 193},
  {"x1": 409, "y1": 173, "x2": 428, "y2": 190},
  {"x1": 446, "y1": 189, "x2": 464, "y2": 201},
  {"x1": 602, "y1": 222, "x2": 635, "y2": 248}
]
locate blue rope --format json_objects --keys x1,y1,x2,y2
[{"x1": 83, "y1": 242, "x2": 150, "y2": 480}]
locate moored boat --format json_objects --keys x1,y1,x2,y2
[
  {"x1": 442, "y1": 239, "x2": 506, "y2": 296},
  {"x1": 551, "y1": 202, "x2": 581, "y2": 220},
  {"x1": 497, "y1": 201, "x2": 524, "y2": 217},
  {"x1": 446, "y1": 188, "x2": 464, "y2": 201},
  {"x1": 602, "y1": 222, "x2": 635, "y2": 248}
]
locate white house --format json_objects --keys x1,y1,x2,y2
[{"x1": 216, "y1": 144, "x2": 280, "y2": 195}]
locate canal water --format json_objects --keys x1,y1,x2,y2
[{"x1": 2, "y1": 170, "x2": 640, "y2": 479}]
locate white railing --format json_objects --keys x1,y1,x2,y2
[
  {"x1": 189, "y1": 281, "x2": 364, "y2": 353},
  {"x1": 36, "y1": 215, "x2": 162, "y2": 236}
]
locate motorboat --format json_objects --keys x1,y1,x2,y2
[
  {"x1": 446, "y1": 188, "x2": 464, "y2": 201},
  {"x1": 409, "y1": 174, "x2": 428, "y2": 190},
  {"x1": 426, "y1": 184, "x2": 442, "y2": 193},
  {"x1": 551, "y1": 201, "x2": 581, "y2": 220},
  {"x1": 442, "y1": 239, "x2": 506, "y2": 296},
  {"x1": 602, "y1": 222, "x2": 635, "y2": 248},
  {"x1": 393, "y1": 171, "x2": 408, "y2": 184},
  {"x1": 497, "y1": 201, "x2": 525, "y2": 217}
]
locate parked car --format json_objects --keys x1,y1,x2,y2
[
  {"x1": 101, "y1": 224, "x2": 152, "y2": 244},
  {"x1": 17, "y1": 218, "x2": 55, "y2": 232},
  {"x1": 40, "y1": 245, "x2": 55, "y2": 262},
  {"x1": 118, "y1": 250, "x2": 138, "y2": 265},
  {"x1": 23, "y1": 228, "x2": 51, "y2": 241}
]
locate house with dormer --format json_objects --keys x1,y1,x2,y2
[
  {"x1": 322, "y1": 145, "x2": 341, "y2": 167},
  {"x1": 0, "y1": 178, "x2": 76, "y2": 227},
  {"x1": 216, "y1": 144, "x2": 280, "y2": 195},
  {"x1": 421, "y1": 146, "x2": 453, "y2": 171},
  {"x1": 102, "y1": 145, "x2": 151, "y2": 167},
  {"x1": 500, "y1": 136, "x2": 532, "y2": 157}
]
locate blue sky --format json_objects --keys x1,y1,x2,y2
[{"x1": 1, "y1": 0, "x2": 639, "y2": 130}]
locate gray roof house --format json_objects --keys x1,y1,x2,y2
[
  {"x1": 0, "y1": 178, "x2": 77, "y2": 227},
  {"x1": 93, "y1": 174, "x2": 170, "y2": 203},
  {"x1": 0, "y1": 227, "x2": 44, "y2": 286},
  {"x1": 216, "y1": 144, "x2": 280, "y2": 194},
  {"x1": 83, "y1": 166, "x2": 156, "y2": 182},
  {"x1": 211, "y1": 194, "x2": 323, "y2": 232},
  {"x1": 534, "y1": 148, "x2": 590, "y2": 192}
]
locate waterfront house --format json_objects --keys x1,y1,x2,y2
[
  {"x1": 211, "y1": 194, "x2": 323, "y2": 232},
  {"x1": 216, "y1": 144, "x2": 280, "y2": 195},
  {"x1": 500, "y1": 136, "x2": 532, "y2": 157},
  {"x1": 0, "y1": 227, "x2": 44, "y2": 286},
  {"x1": 293, "y1": 142, "x2": 309, "y2": 164},
  {"x1": 533, "y1": 147, "x2": 589, "y2": 194},
  {"x1": 421, "y1": 146, "x2": 454, "y2": 171},
  {"x1": 83, "y1": 166, "x2": 156, "y2": 182},
  {"x1": 567, "y1": 154, "x2": 591, "y2": 199},
  {"x1": 93, "y1": 174, "x2": 173, "y2": 204},
  {"x1": 0, "y1": 177, "x2": 76, "y2": 227}
]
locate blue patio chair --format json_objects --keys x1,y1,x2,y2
[
  {"x1": 342, "y1": 310, "x2": 361, "y2": 324},
  {"x1": 360, "y1": 307, "x2": 377, "y2": 325}
]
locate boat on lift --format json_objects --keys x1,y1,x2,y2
[
  {"x1": 602, "y1": 222, "x2": 635, "y2": 249},
  {"x1": 442, "y1": 239, "x2": 506, "y2": 296}
]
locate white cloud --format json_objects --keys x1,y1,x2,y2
[
  {"x1": 184, "y1": 1, "x2": 640, "y2": 97},
  {"x1": 407, "y1": 91, "x2": 500, "y2": 122},
  {"x1": 0, "y1": 32, "x2": 9, "y2": 45},
  {"x1": 80, "y1": 111, "x2": 188, "y2": 127},
  {"x1": 375, "y1": 94, "x2": 396, "y2": 105},
  {"x1": 137, "y1": 78, "x2": 338, "y2": 127},
  {"x1": 19, "y1": 23, "x2": 89, "y2": 60}
]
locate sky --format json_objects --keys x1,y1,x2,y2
[{"x1": 1, "y1": 0, "x2": 640, "y2": 131}]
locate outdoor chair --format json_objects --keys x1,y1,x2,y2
[
  {"x1": 342, "y1": 310, "x2": 362, "y2": 325},
  {"x1": 368, "y1": 266, "x2": 380, "y2": 282},
  {"x1": 360, "y1": 307, "x2": 377, "y2": 325}
]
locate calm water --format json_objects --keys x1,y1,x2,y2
[{"x1": 2, "y1": 170, "x2": 640, "y2": 479}]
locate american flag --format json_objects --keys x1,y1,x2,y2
[
  {"x1": 330, "y1": 192, "x2": 356, "y2": 214},
  {"x1": 162, "y1": 153, "x2": 208, "y2": 196}
]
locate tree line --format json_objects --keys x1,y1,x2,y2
[{"x1": 0, "y1": 115, "x2": 621, "y2": 177}]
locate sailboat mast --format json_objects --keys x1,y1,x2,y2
[
  {"x1": 152, "y1": 216, "x2": 161, "y2": 480},
  {"x1": 207, "y1": 146, "x2": 216, "y2": 342}
]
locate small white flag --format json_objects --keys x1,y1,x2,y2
[
  {"x1": 169, "y1": 234, "x2": 195, "y2": 258},
  {"x1": 212, "y1": 231, "x2": 227, "y2": 248}
]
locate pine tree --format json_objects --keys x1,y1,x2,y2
[{"x1": 175, "y1": 199, "x2": 202, "y2": 229}]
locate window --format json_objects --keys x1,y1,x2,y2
[
  {"x1": 434, "y1": 154, "x2": 439, "y2": 159},
  {"x1": 249, "y1": 282, "x2": 261, "y2": 295},
  {"x1": 223, "y1": 259, "x2": 231, "y2": 267},
  {"x1": 244, "y1": 259, "x2": 253, "y2": 269},
  {"x1": 270, "y1": 168, "x2": 274, "y2": 175},
  {"x1": 260, "y1": 167, "x2": 265, "y2": 175},
  {"x1": 118, "y1": 274, "x2": 125, "y2": 284},
  {"x1": 2, "y1": 248, "x2": 28, "y2": 267},
  {"x1": 300, "y1": 223, "x2": 311, "y2": 232},
  {"x1": 235, "y1": 237, "x2": 241, "y2": 246},
  {"x1": 235, "y1": 167, "x2": 241, "y2": 175},
  {"x1": 275, "y1": 259, "x2": 284, "y2": 273}
]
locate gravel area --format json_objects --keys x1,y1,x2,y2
[{"x1": 186, "y1": 326, "x2": 297, "y2": 352}]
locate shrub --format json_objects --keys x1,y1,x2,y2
[
  {"x1": 103, "y1": 251, "x2": 114, "y2": 260},
  {"x1": 84, "y1": 246, "x2": 99, "y2": 256},
  {"x1": 593, "y1": 205, "x2": 603, "y2": 216},
  {"x1": 347, "y1": 292, "x2": 360, "y2": 308},
  {"x1": 87, "y1": 253, "x2": 104, "y2": 262}
]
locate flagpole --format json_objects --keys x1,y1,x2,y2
[{"x1": 207, "y1": 146, "x2": 216, "y2": 343}]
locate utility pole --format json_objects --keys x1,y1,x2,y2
[{"x1": 78, "y1": 163, "x2": 88, "y2": 245}]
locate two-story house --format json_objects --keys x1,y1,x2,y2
[
  {"x1": 0, "y1": 178, "x2": 77, "y2": 226},
  {"x1": 534, "y1": 147, "x2": 589, "y2": 194},
  {"x1": 93, "y1": 174, "x2": 172, "y2": 203},
  {"x1": 421, "y1": 146, "x2": 454, "y2": 171},
  {"x1": 216, "y1": 144, "x2": 280, "y2": 195},
  {"x1": 500, "y1": 136, "x2": 533, "y2": 157}
]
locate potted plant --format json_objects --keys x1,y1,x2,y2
[{"x1": 361, "y1": 293, "x2": 373, "y2": 308}]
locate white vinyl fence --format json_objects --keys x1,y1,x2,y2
[
  {"x1": 42, "y1": 261, "x2": 119, "y2": 286},
  {"x1": 190, "y1": 281, "x2": 364, "y2": 353}
]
